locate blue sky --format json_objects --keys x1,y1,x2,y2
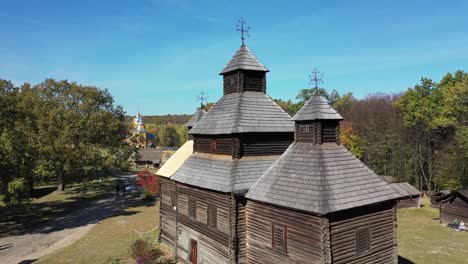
[{"x1": 1, "y1": 0, "x2": 467, "y2": 115}]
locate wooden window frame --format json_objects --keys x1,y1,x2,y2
[
  {"x1": 356, "y1": 227, "x2": 371, "y2": 256},
  {"x1": 303, "y1": 125, "x2": 310, "y2": 133},
  {"x1": 207, "y1": 204, "x2": 217, "y2": 229},
  {"x1": 210, "y1": 139, "x2": 217, "y2": 152},
  {"x1": 271, "y1": 223, "x2": 287, "y2": 253},
  {"x1": 189, "y1": 198, "x2": 196, "y2": 220}
]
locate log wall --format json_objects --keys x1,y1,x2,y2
[
  {"x1": 160, "y1": 177, "x2": 177, "y2": 249},
  {"x1": 236, "y1": 197, "x2": 247, "y2": 263},
  {"x1": 177, "y1": 223, "x2": 230, "y2": 264},
  {"x1": 174, "y1": 183, "x2": 235, "y2": 263},
  {"x1": 241, "y1": 133, "x2": 293, "y2": 156},
  {"x1": 295, "y1": 121, "x2": 340, "y2": 144},
  {"x1": 245, "y1": 201, "x2": 327, "y2": 264},
  {"x1": 440, "y1": 197, "x2": 468, "y2": 224},
  {"x1": 194, "y1": 136, "x2": 233, "y2": 155},
  {"x1": 224, "y1": 71, "x2": 241, "y2": 94},
  {"x1": 329, "y1": 201, "x2": 397, "y2": 264},
  {"x1": 397, "y1": 196, "x2": 420, "y2": 209},
  {"x1": 193, "y1": 133, "x2": 293, "y2": 158}
]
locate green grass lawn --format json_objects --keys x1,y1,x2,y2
[
  {"x1": 398, "y1": 196, "x2": 468, "y2": 264},
  {"x1": 37, "y1": 200, "x2": 160, "y2": 264}
]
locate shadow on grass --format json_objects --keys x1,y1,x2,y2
[
  {"x1": 17, "y1": 260, "x2": 38, "y2": 264},
  {"x1": 32, "y1": 186, "x2": 57, "y2": 199},
  {"x1": 0, "y1": 174, "x2": 156, "y2": 238},
  {"x1": 398, "y1": 255, "x2": 415, "y2": 264}
]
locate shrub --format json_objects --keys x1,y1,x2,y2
[
  {"x1": 129, "y1": 240, "x2": 154, "y2": 264},
  {"x1": 136, "y1": 171, "x2": 159, "y2": 197},
  {"x1": 129, "y1": 240, "x2": 177, "y2": 264},
  {"x1": 4, "y1": 178, "x2": 30, "y2": 206}
]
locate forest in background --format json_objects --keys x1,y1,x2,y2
[
  {"x1": 274, "y1": 70, "x2": 468, "y2": 193},
  {"x1": 1, "y1": 70, "x2": 466, "y2": 206},
  {"x1": 134, "y1": 70, "x2": 467, "y2": 192}
]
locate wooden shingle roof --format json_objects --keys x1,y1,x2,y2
[
  {"x1": 171, "y1": 153, "x2": 278, "y2": 194},
  {"x1": 186, "y1": 108, "x2": 206, "y2": 128},
  {"x1": 292, "y1": 95, "x2": 343, "y2": 121},
  {"x1": 246, "y1": 142, "x2": 401, "y2": 215},
  {"x1": 220, "y1": 45, "x2": 269, "y2": 74},
  {"x1": 189, "y1": 91, "x2": 294, "y2": 135},
  {"x1": 380, "y1": 176, "x2": 421, "y2": 197},
  {"x1": 389, "y1": 182, "x2": 421, "y2": 197}
]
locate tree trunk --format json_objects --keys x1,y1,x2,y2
[{"x1": 57, "y1": 165, "x2": 65, "y2": 191}]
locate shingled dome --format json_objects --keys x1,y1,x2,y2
[
  {"x1": 189, "y1": 91, "x2": 294, "y2": 135},
  {"x1": 220, "y1": 45, "x2": 269, "y2": 74},
  {"x1": 247, "y1": 93, "x2": 400, "y2": 215},
  {"x1": 292, "y1": 95, "x2": 343, "y2": 121},
  {"x1": 186, "y1": 107, "x2": 206, "y2": 128}
]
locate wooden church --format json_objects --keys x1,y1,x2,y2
[{"x1": 159, "y1": 23, "x2": 402, "y2": 264}]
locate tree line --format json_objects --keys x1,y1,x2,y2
[
  {"x1": 274, "y1": 70, "x2": 468, "y2": 192},
  {"x1": 0, "y1": 79, "x2": 131, "y2": 205}
]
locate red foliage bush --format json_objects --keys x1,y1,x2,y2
[{"x1": 136, "y1": 170, "x2": 159, "y2": 195}]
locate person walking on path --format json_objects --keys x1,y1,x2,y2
[{"x1": 115, "y1": 183, "x2": 120, "y2": 196}]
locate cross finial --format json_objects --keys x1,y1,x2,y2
[
  {"x1": 236, "y1": 17, "x2": 249, "y2": 46},
  {"x1": 196, "y1": 91, "x2": 208, "y2": 108},
  {"x1": 309, "y1": 68, "x2": 323, "y2": 95}
]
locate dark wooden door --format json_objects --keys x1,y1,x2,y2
[{"x1": 190, "y1": 239, "x2": 198, "y2": 264}]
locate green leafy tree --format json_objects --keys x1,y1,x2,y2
[
  {"x1": 159, "y1": 126, "x2": 180, "y2": 147},
  {"x1": 24, "y1": 79, "x2": 130, "y2": 191}
]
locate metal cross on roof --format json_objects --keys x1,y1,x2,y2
[
  {"x1": 309, "y1": 68, "x2": 323, "y2": 94},
  {"x1": 236, "y1": 17, "x2": 250, "y2": 46},
  {"x1": 196, "y1": 91, "x2": 208, "y2": 107}
]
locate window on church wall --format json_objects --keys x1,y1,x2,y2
[
  {"x1": 303, "y1": 125, "x2": 310, "y2": 133},
  {"x1": 356, "y1": 227, "x2": 371, "y2": 256},
  {"x1": 207, "y1": 204, "x2": 217, "y2": 228},
  {"x1": 211, "y1": 139, "x2": 217, "y2": 152},
  {"x1": 189, "y1": 198, "x2": 196, "y2": 220},
  {"x1": 272, "y1": 223, "x2": 287, "y2": 252}
]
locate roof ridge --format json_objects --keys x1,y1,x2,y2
[
  {"x1": 317, "y1": 145, "x2": 330, "y2": 214},
  {"x1": 234, "y1": 92, "x2": 244, "y2": 132}
]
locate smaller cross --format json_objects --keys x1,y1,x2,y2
[
  {"x1": 196, "y1": 91, "x2": 208, "y2": 108},
  {"x1": 236, "y1": 17, "x2": 250, "y2": 46},
  {"x1": 309, "y1": 68, "x2": 323, "y2": 94}
]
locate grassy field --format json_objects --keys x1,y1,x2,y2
[
  {"x1": 37, "y1": 200, "x2": 160, "y2": 264},
  {"x1": 0, "y1": 178, "x2": 117, "y2": 238},
  {"x1": 398, "y1": 196, "x2": 468, "y2": 264},
  {"x1": 3, "y1": 182, "x2": 468, "y2": 264}
]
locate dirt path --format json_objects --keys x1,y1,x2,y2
[{"x1": 0, "y1": 174, "x2": 136, "y2": 264}]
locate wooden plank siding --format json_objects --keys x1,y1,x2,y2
[
  {"x1": 329, "y1": 201, "x2": 398, "y2": 264},
  {"x1": 194, "y1": 136, "x2": 233, "y2": 155},
  {"x1": 245, "y1": 201, "x2": 327, "y2": 264},
  {"x1": 224, "y1": 71, "x2": 241, "y2": 94},
  {"x1": 440, "y1": 197, "x2": 468, "y2": 224},
  {"x1": 175, "y1": 183, "x2": 236, "y2": 263},
  {"x1": 397, "y1": 197, "x2": 420, "y2": 209},
  {"x1": 160, "y1": 177, "x2": 177, "y2": 249},
  {"x1": 241, "y1": 133, "x2": 293, "y2": 156},
  {"x1": 236, "y1": 197, "x2": 247, "y2": 264},
  {"x1": 294, "y1": 121, "x2": 339, "y2": 144},
  {"x1": 243, "y1": 71, "x2": 266, "y2": 93},
  {"x1": 177, "y1": 223, "x2": 231, "y2": 264},
  {"x1": 193, "y1": 133, "x2": 293, "y2": 157}
]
